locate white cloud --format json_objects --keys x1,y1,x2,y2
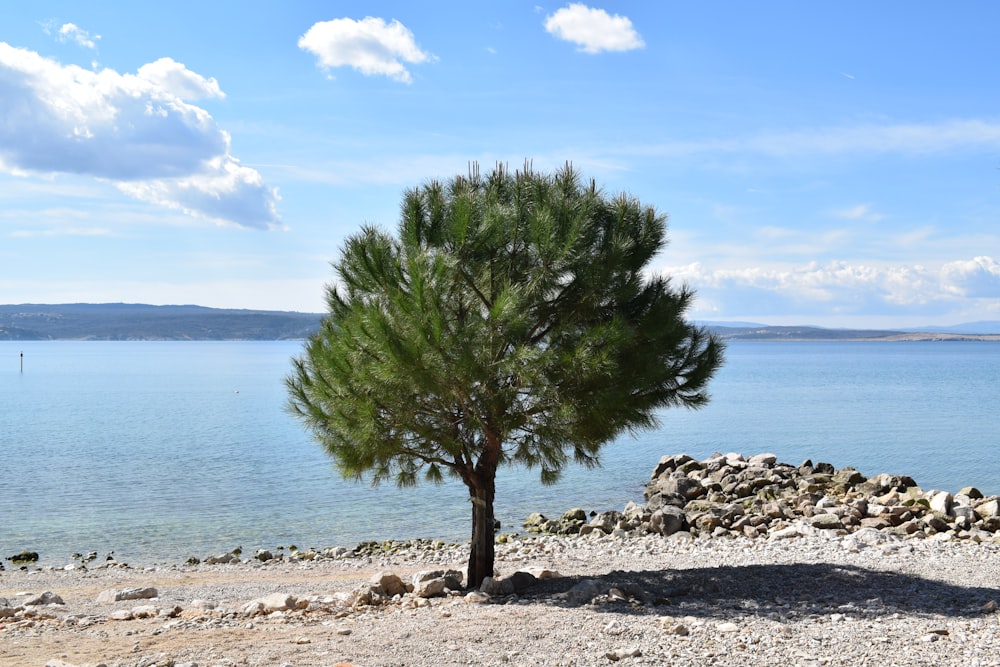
[
  {"x1": 299, "y1": 17, "x2": 434, "y2": 84},
  {"x1": 57, "y1": 23, "x2": 100, "y2": 50},
  {"x1": 116, "y1": 157, "x2": 281, "y2": 230},
  {"x1": 544, "y1": 4, "x2": 645, "y2": 54},
  {"x1": 662, "y1": 256, "x2": 1000, "y2": 322},
  {"x1": 0, "y1": 42, "x2": 279, "y2": 229},
  {"x1": 941, "y1": 256, "x2": 1000, "y2": 298},
  {"x1": 137, "y1": 57, "x2": 224, "y2": 101}
]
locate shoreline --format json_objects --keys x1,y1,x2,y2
[
  {"x1": 3, "y1": 530, "x2": 999, "y2": 666},
  {"x1": 5, "y1": 453, "x2": 1000, "y2": 665},
  {"x1": 7, "y1": 451, "x2": 1000, "y2": 573}
]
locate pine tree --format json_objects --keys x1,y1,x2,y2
[{"x1": 286, "y1": 163, "x2": 724, "y2": 588}]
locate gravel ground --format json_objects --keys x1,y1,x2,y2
[{"x1": 2, "y1": 529, "x2": 999, "y2": 667}]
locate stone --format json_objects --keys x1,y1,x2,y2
[
  {"x1": 975, "y1": 499, "x2": 1000, "y2": 518},
  {"x1": 603, "y1": 620, "x2": 626, "y2": 635},
  {"x1": 927, "y1": 490, "x2": 954, "y2": 517},
  {"x1": 654, "y1": 473, "x2": 706, "y2": 501},
  {"x1": 130, "y1": 605, "x2": 160, "y2": 619},
  {"x1": 810, "y1": 513, "x2": 844, "y2": 530},
  {"x1": 464, "y1": 591, "x2": 490, "y2": 604},
  {"x1": 957, "y1": 486, "x2": 984, "y2": 499},
  {"x1": 650, "y1": 506, "x2": 686, "y2": 536},
  {"x1": 522, "y1": 512, "x2": 548, "y2": 532},
  {"x1": 559, "y1": 579, "x2": 603, "y2": 605},
  {"x1": 660, "y1": 619, "x2": 690, "y2": 635},
  {"x1": 717, "y1": 622, "x2": 740, "y2": 632},
  {"x1": 6, "y1": 550, "x2": 39, "y2": 563},
  {"x1": 370, "y1": 571, "x2": 407, "y2": 597},
  {"x1": 24, "y1": 591, "x2": 65, "y2": 606},
  {"x1": 244, "y1": 593, "x2": 303, "y2": 615},
  {"x1": 523, "y1": 567, "x2": 561, "y2": 580},
  {"x1": 589, "y1": 510, "x2": 623, "y2": 533},
  {"x1": 479, "y1": 576, "x2": 515, "y2": 596},
  {"x1": 97, "y1": 587, "x2": 158, "y2": 603},
  {"x1": 204, "y1": 552, "x2": 238, "y2": 564},
  {"x1": 748, "y1": 453, "x2": 778, "y2": 467},
  {"x1": 605, "y1": 648, "x2": 642, "y2": 661},
  {"x1": 412, "y1": 569, "x2": 463, "y2": 598},
  {"x1": 509, "y1": 570, "x2": 538, "y2": 592}
]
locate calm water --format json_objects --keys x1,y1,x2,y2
[{"x1": 2, "y1": 340, "x2": 998, "y2": 567}]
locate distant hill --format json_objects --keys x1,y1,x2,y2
[
  {"x1": 704, "y1": 323, "x2": 1000, "y2": 341},
  {"x1": 4, "y1": 305, "x2": 999, "y2": 342},
  {"x1": 0, "y1": 304, "x2": 323, "y2": 341}
]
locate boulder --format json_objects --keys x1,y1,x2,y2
[
  {"x1": 649, "y1": 506, "x2": 686, "y2": 536},
  {"x1": 975, "y1": 499, "x2": 1000, "y2": 519},
  {"x1": 652, "y1": 473, "x2": 705, "y2": 501},
  {"x1": 370, "y1": 571, "x2": 408, "y2": 597},
  {"x1": 927, "y1": 491, "x2": 954, "y2": 517},
  {"x1": 748, "y1": 453, "x2": 778, "y2": 468},
  {"x1": 412, "y1": 569, "x2": 463, "y2": 598},
  {"x1": 479, "y1": 576, "x2": 515, "y2": 596}
]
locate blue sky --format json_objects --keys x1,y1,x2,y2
[{"x1": 2, "y1": 2, "x2": 999, "y2": 328}]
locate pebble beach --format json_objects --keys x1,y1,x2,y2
[{"x1": 4, "y1": 452, "x2": 1000, "y2": 667}]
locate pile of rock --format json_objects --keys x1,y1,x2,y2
[{"x1": 524, "y1": 452, "x2": 1000, "y2": 543}]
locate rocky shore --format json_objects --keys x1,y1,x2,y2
[{"x1": 3, "y1": 453, "x2": 999, "y2": 667}]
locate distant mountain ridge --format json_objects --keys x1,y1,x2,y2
[
  {"x1": 2, "y1": 305, "x2": 999, "y2": 341},
  {"x1": 0, "y1": 303, "x2": 323, "y2": 341}
]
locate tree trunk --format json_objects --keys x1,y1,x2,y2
[{"x1": 467, "y1": 478, "x2": 496, "y2": 590}]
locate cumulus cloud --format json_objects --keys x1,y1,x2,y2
[
  {"x1": 137, "y1": 57, "x2": 224, "y2": 101},
  {"x1": 0, "y1": 42, "x2": 279, "y2": 229},
  {"x1": 941, "y1": 256, "x2": 1000, "y2": 298},
  {"x1": 663, "y1": 256, "x2": 1000, "y2": 321},
  {"x1": 299, "y1": 16, "x2": 434, "y2": 84},
  {"x1": 544, "y1": 4, "x2": 645, "y2": 54}
]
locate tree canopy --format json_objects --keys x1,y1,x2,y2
[{"x1": 286, "y1": 163, "x2": 724, "y2": 587}]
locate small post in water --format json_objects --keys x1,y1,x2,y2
[{"x1": 20, "y1": 351, "x2": 23, "y2": 373}]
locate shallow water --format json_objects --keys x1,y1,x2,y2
[{"x1": 2, "y1": 340, "x2": 998, "y2": 566}]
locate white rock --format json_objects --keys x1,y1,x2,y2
[
  {"x1": 603, "y1": 620, "x2": 626, "y2": 635},
  {"x1": 24, "y1": 591, "x2": 64, "y2": 606},
  {"x1": 717, "y1": 622, "x2": 740, "y2": 633},
  {"x1": 928, "y1": 490, "x2": 954, "y2": 517},
  {"x1": 370, "y1": 571, "x2": 407, "y2": 597},
  {"x1": 97, "y1": 587, "x2": 157, "y2": 603}
]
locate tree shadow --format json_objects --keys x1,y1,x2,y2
[{"x1": 518, "y1": 563, "x2": 999, "y2": 619}]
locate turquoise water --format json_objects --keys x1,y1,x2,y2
[{"x1": 2, "y1": 340, "x2": 998, "y2": 567}]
